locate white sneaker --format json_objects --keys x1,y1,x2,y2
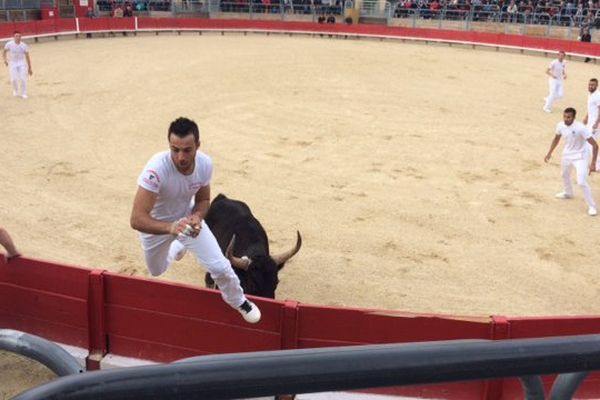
[
  {"x1": 238, "y1": 300, "x2": 261, "y2": 324},
  {"x1": 174, "y1": 247, "x2": 187, "y2": 261},
  {"x1": 589, "y1": 207, "x2": 597, "y2": 216},
  {"x1": 12, "y1": 90, "x2": 18, "y2": 97},
  {"x1": 555, "y1": 192, "x2": 573, "y2": 199},
  {"x1": 543, "y1": 107, "x2": 552, "y2": 113},
  {"x1": 21, "y1": 94, "x2": 27, "y2": 99}
]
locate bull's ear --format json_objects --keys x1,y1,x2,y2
[{"x1": 273, "y1": 231, "x2": 302, "y2": 269}]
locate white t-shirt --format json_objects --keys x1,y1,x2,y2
[
  {"x1": 587, "y1": 90, "x2": 600, "y2": 130},
  {"x1": 137, "y1": 150, "x2": 212, "y2": 244},
  {"x1": 556, "y1": 120, "x2": 592, "y2": 160},
  {"x1": 4, "y1": 40, "x2": 28, "y2": 66},
  {"x1": 548, "y1": 59, "x2": 566, "y2": 81}
]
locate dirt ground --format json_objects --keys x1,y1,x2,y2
[{"x1": 2, "y1": 33, "x2": 600, "y2": 396}]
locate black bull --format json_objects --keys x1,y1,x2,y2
[{"x1": 204, "y1": 194, "x2": 302, "y2": 298}]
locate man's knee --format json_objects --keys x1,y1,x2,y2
[
  {"x1": 146, "y1": 260, "x2": 169, "y2": 276},
  {"x1": 206, "y1": 258, "x2": 233, "y2": 278}
]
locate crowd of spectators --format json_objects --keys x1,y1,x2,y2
[
  {"x1": 392, "y1": 0, "x2": 600, "y2": 27},
  {"x1": 219, "y1": 0, "x2": 344, "y2": 15},
  {"x1": 95, "y1": 0, "x2": 600, "y2": 28},
  {"x1": 95, "y1": 0, "x2": 172, "y2": 13}
]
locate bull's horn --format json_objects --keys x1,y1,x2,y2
[
  {"x1": 272, "y1": 231, "x2": 302, "y2": 267},
  {"x1": 226, "y1": 234, "x2": 251, "y2": 270}
]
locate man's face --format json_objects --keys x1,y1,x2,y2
[
  {"x1": 169, "y1": 133, "x2": 199, "y2": 174},
  {"x1": 558, "y1": 51, "x2": 566, "y2": 61},
  {"x1": 14, "y1": 33, "x2": 21, "y2": 43},
  {"x1": 563, "y1": 111, "x2": 575, "y2": 126},
  {"x1": 589, "y1": 80, "x2": 598, "y2": 93}
]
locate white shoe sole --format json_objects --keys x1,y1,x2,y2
[
  {"x1": 174, "y1": 248, "x2": 187, "y2": 261},
  {"x1": 555, "y1": 193, "x2": 573, "y2": 199},
  {"x1": 239, "y1": 301, "x2": 261, "y2": 324}
]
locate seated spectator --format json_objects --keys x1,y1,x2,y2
[
  {"x1": 507, "y1": 0, "x2": 518, "y2": 21},
  {"x1": 85, "y1": 6, "x2": 96, "y2": 17},
  {"x1": 124, "y1": 2, "x2": 134, "y2": 16},
  {"x1": 318, "y1": 14, "x2": 326, "y2": 22},
  {"x1": 113, "y1": 4, "x2": 124, "y2": 16},
  {"x1": 326, "y1": 12, "x2": 335, "y2": 21},
  {"x1": 430, "y1": 0, "x2": 441, "y2": 16}
]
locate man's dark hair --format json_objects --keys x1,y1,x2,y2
[
  {"x1": 13, "y1": 31, "x2": 20, "y2": 35},
  {"x1": 591, "y1": 78, "x2": 598, "y2": 84},
  {"x1": 168, "y1": 117, "x2": 199, "y2": 143},
  {"x1": 564, "y1": 107, "x2": 577, "y2": 117}
]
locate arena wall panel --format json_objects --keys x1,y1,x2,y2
[
  {"x1": 2, "y1": 17, "x2": 600, "y2": 59},
  {"x1": 5, "y1": 255, "x2": 600, "y2": 397}
]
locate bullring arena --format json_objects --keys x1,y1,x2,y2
[{"x1": 2, "y1": 18, "x2": 600, "y2": 398}]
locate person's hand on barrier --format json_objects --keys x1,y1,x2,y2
[{"x1": 6, "y1": 250, "x2": 21, "y2": 261}]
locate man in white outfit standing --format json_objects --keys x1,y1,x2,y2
[
  {"x1": 545, "y1": 107, "x2": 599, "y2": 216},
  {"x1": 583, "y1": 78, "x2": 600, "y2": 170},
  {"x1": 543, "y1": 51, "x2": 567, "y2": 113},
  {"x1": 3, "y1": 31, "x2": 32, "y2": 99},
  {"x1": 130, "y1": 117, "x2": 261, "y2": 323}
]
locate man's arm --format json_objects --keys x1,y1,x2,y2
[
  {"x1": 546, "y1": 67, "x2": 555, "y2": 78},
  {"x1": 588, "y1": 137, "x2": 598, "y2": 173},
  {"x1": 3, "y1": 48, "x2": 8, "y2": 66},
  {"x1": 25, "y1": 51, "x2": 32, "y2": 75},
  {"x1": 187, "y1": 185, "x2": 211, "y2": 233},
  {"x1": 130, "y1": 186, "x2": 186, "y2": 235},
  {"x1": 544, "y1": 134, "x2": 561, "y2": 162},
  {"x1": 0, "y1": 227, "x2": 20, "y2": 259},
  {"x1": 593, "y1": 105, "x2": 600, "y2": 130}
]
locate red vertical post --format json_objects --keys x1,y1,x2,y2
[
  {"x1": 482, "y1": 316, "x2": 511, "y2": 400},
  {"x1": 280, "y1": 300, "x2": 299, "y2": 350},
  {"x1": 86, "y1": 269, "x2": 107, "y2": 370}
]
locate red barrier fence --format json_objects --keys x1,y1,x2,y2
[
  {"x1": 3, "y1": 255, "x2": 600, "y2": 399},
  {"x1": 1, "y1": 17, "x2": 600, "y2": 58}
]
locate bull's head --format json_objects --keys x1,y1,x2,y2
[{"x1": 225, "y1": 232, "x2": 302, "y2": 298}]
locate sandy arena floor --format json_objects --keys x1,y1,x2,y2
[{"x1": 2, "y1": 33, "x2": 600, "y2": 396}]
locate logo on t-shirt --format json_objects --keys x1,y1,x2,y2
[{"x1": 142, "y1": 169, "x2": 160, "y2": 189}]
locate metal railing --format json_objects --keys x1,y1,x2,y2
[
  {"x1": 386, "y1": 5, "x2": 600, "y2": 38},
  {"x1": 0, "y1": 0, "x2": 43, "y2": 9},
  {"x1": 11, "y1": 334, "x2": 600, "y2": 400},
  {"x1": 209, "y1": 0, "x2": 345, "y2": 21}
]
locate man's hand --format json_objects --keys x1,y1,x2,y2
[
  {"x1": 3, "y1": 60, "x2": 7, "y2": 67},
  {"x1": 170, "y1": 218, "x2": 190, "y2": 236},
  {"x1": 6, "y1": 250, "x2": 21, "y2": 260},
  {"x1": 28, "y1": 67, "x2": 32, "y2": 76},
  {"x1": 170, "y1": 217, "x2": 201, "y2": 237},
  {"x1": 590, "y1": 164, "x2": 597, "y2": 175},
  {"x1": 186, "y1": 214, "x2": 202, "y2": 237},
  {"x1": 544, "y1": 153, "x2": 552, "y2": 163}
]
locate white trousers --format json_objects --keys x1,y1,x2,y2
[
  {"x1": 561, "y1": 157, "x2": 596, "y2": 208},
  {"x1": 9, "y1": 63, "x2": 27, "y2": 96},
  {"x1": 544, "y1": 78, "x2": 564, "y2": 110},
  {"x1": 141, "y1": 220, "x2": 247, "y2": 309}
]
